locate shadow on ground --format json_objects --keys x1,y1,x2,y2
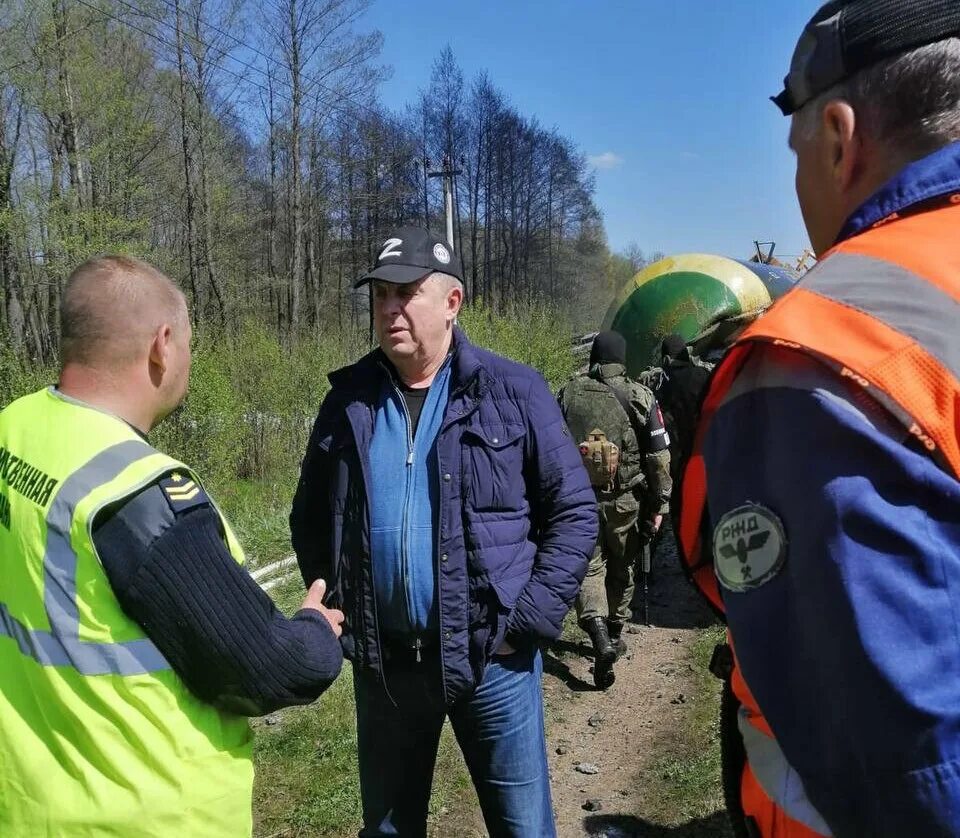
[
  {"x1": 584, "y1": 811, "x2": 732, "y2": 837},
  {"x1": 542, "y1": 646, "x2": 596, "y2": 692},
  {"x1": 541, "y1": 530, "x2": 719, "y2": 693},
  {"x1": 550, "y1": 637, "x2": 593, "y2": 658}
]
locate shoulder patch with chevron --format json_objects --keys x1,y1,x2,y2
[{"x1": 158, "y1": 471, "x2": 210, "y2": 515}]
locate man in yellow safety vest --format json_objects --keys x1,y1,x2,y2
[{"x1": 0, "y1": 255, "x2": 345, "y2": 836}]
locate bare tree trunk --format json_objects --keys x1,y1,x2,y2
[
  {"x1": 521, "y1": 142, "x2": 533, "y2": 305},
  {"x1": 483, "y1": 145, "x2": 493, "y2": 309},
  {"x1": 546, "y1": 154, "x2": 555, "y2": 300},
  {"x1": 305, "y1": 126, "x2": 318, "y2": 328},
  {"x1": 453, "y1": 165, "x2": 464, "y2": 262},
  {"x1": 173, "y1": 0, "x2": 199, "y2": 315},
  {"x1": 288, "y1": 0, "x2": 303, "y2": 334},
  {"x1": 52, "y1": 0, "x2": 85, "y2": 216},
  {"x1": 24, "y1": 131, "x2": 50, "y2": 359},
  {"x1": 469, "y1": 120, "x2": 482, "y2": 303},
  {"x1": 420, "y1": 100, "x2": 430, "y2": 225},
  {"x1": 316, "y1": 212, "x2": 326, "y2": 328},
  {"x1": 190, "y1": 6, "x2": 225, "y2": 325},
  {"x1": 0, "y1": 92, "x2": 25, "y2": 351},
  {"x1": 263, "y1": 66, "x2": 280, "y2": 329},
  {"x1": 43, "y1": 121, "x2": 64, "y2": 361}
]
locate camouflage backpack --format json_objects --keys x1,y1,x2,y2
[
  {"x1": 577, "y1": 429, "x2": 622, "y2": 489},
  {"x1": 558, "y1": 365, "x2": 650, "y2": 492}
]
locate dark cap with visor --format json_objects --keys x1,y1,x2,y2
[
  {"x1": 355, "y1": 226, "x2": 463, "y2": 288},
  {"x1": 773, "y1": 0, "x2": 960, "y2": 116}
]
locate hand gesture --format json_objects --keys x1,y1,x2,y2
[{"x1": 301, "y1": 578, "x2": 345, "y2": 638}]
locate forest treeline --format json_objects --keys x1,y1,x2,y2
[{"x1": 0, "y1": 0, "x2": 651, "y2": 363}]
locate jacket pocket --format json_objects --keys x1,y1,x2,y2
[
  {"x1": 488, "y1": 572, "x2": 529, "y2": 656},
  {"x1": 490, "y1": 569, "x2": 529, "y2": 610},
  {"x1": 614, "y1": 492, "x2": 640, "y2": 514},
  {"x1": 462, "y1": 424, "x2": 526, "y2": 512}
]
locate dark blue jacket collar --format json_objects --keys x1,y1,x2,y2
[
  {"x1": 328, "y1": 327, "x2": 483, "y2": 398},
  {"x1": 837, "y1": 141, "x2": 960, "y2": 244}
]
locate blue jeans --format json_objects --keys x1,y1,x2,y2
[{"x1": 353, "y1": 645, "x2": 555, "y2": 837}]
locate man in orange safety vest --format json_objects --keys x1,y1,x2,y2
[{"x1": 680, "y1": 2, "x2": 960, "y2": 835}]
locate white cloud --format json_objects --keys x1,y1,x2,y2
[{"x1": 587, "y1": 151, "x2": 623, "y2": 170}]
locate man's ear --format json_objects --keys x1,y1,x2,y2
[
  {"x1": 148, "y1": 324, "x2": 173, "y2": 376},
  {"x1": 822, "y1": 100, "x2": 861, "y2": 194},
  {"x1": 447, "y1": 284, "x2": 464, "y2": 322}
]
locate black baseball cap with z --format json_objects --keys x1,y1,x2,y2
[
  {"x1": 773, "y1": 0, "x2": 960, "y2": 116},
  {"x1": 355, "y1": 226, "x2": 464, "y2": 288}
]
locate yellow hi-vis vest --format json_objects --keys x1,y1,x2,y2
[{"x1": 0, "y1": 388, "x2": 253, "y2": 837}]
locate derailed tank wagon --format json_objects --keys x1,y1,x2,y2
[
  {"x1": 598, "y1": 253, "x2": 801, "y2": 626},
  {"x1": 602, "y1": 253, "x2": 799, "y2": 377}
]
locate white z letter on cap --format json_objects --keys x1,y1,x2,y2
[{"x1": 379, "y1": 238, "x2": 403, "y2": 260}]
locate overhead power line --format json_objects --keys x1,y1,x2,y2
[
  {"x1": 0, "y1": 19, "x2": 101, "y2": 76},
  {"x1": 149, "y1": 0, "x2": 383, "y2": 120},
  {"x1": 81, "y1": 0, "x2": 389, "y2": 128}
]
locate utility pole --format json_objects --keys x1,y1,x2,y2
[{"x1": 428, "y1": 155, "x2": 462, "y2": 250}]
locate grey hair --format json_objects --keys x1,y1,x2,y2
[
  {"x1": 792, "y1": 37, "x2": 960, "y2": 158},
  {"x1": 432, "y1": 272, "x2": 464, "y2": 295}
]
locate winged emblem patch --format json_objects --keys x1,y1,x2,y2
[{"x1": 713, "y1": 504, "x2": 786, "y2": 593}]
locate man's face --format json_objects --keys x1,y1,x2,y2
[
  {"x1": 372, "y1": 274, "x2": 460, "y2": 367},
  {"x1": 789, "y1": 105, "x2": 857, "y2": 257}
]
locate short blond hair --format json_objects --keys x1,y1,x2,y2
[{"x1": 60, "y1": 255, "x2": 187, "y2": 367}]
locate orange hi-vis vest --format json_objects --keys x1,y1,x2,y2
[{"x1": 680, "y1": 200, "x2": 960, "y2": 837}]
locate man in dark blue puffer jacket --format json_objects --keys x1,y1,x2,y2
[{"x1": 291, "y1": 226, "x2": 597, "y2": 837}]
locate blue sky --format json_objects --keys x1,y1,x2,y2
[{"x1": 360, "y1": 0, "x2": 816, "y2": 263}]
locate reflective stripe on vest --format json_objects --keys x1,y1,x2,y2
[
  {"x1": 0, "y1": 389, "x2": 253, "y2": 837},
  {"x1": 738, "y1": 709, "x2": 832, "y2": 836},
  {"x1": 742, "y1": 252, "x2": 960, "y2": 478},
  {"x1": 679, "y1": 202, "x2": 960, "y2": 837},
  {"x1": 0, "y1": 439, "x2": 172, "y2": 675}
]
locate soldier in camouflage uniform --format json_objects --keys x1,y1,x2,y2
[
  {"x1": 558, "y1": 331, "x2": 671, "y2": 689},
  {"x1": 638, "y1": 335, "x2": 715, "y2": 479},
  {"x1": 638, "y1": 334, "x2": 715, "y2": 559},
  {"x1": 655, "y1": 334, "x2": 714, "y2": 482}
]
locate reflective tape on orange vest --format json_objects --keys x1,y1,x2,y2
[
  {"x1": 741, "y1": 254, "x2": 960, "y2": 480},
  {"x1": 738, "y1": 708, "x2": 832, "y2": 836},
  {"x1": 741, "y1": 762, "x2": 831, "y2": 838}
]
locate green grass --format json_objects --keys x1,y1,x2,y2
[
  {"x1": 217, "y1": 480, "x2": 474, "y2": 836},
  {"x1": 644, "y1": 624, "x2": 729, "y2": 829},
  {"x1": 253, "y1": 674, "x2": 361, "y2": 837},
  {"x1": 208, "y1": 476, "x2": 299, "y2": 572},
  {"x1": 252, "y1": 691, "x2": 474, "y2": 838}
]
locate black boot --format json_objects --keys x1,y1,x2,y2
[
  {"x1": 607, "y1": 620, "x2": 627, "y2": 659},
  {"x1": 581, "y1": 616, "x2": 616, "y2": 689}
]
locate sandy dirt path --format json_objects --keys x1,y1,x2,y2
[{"x1": 434, "y1": 537, "x2": 732, "y2": 837}]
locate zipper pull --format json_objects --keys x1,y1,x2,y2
[
  {"x1": 407, "y1": 450, "x2": 414, "y2": 466},
  {"x1": 414, "y1": 637, "x2": 422, "y2": 663}
]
